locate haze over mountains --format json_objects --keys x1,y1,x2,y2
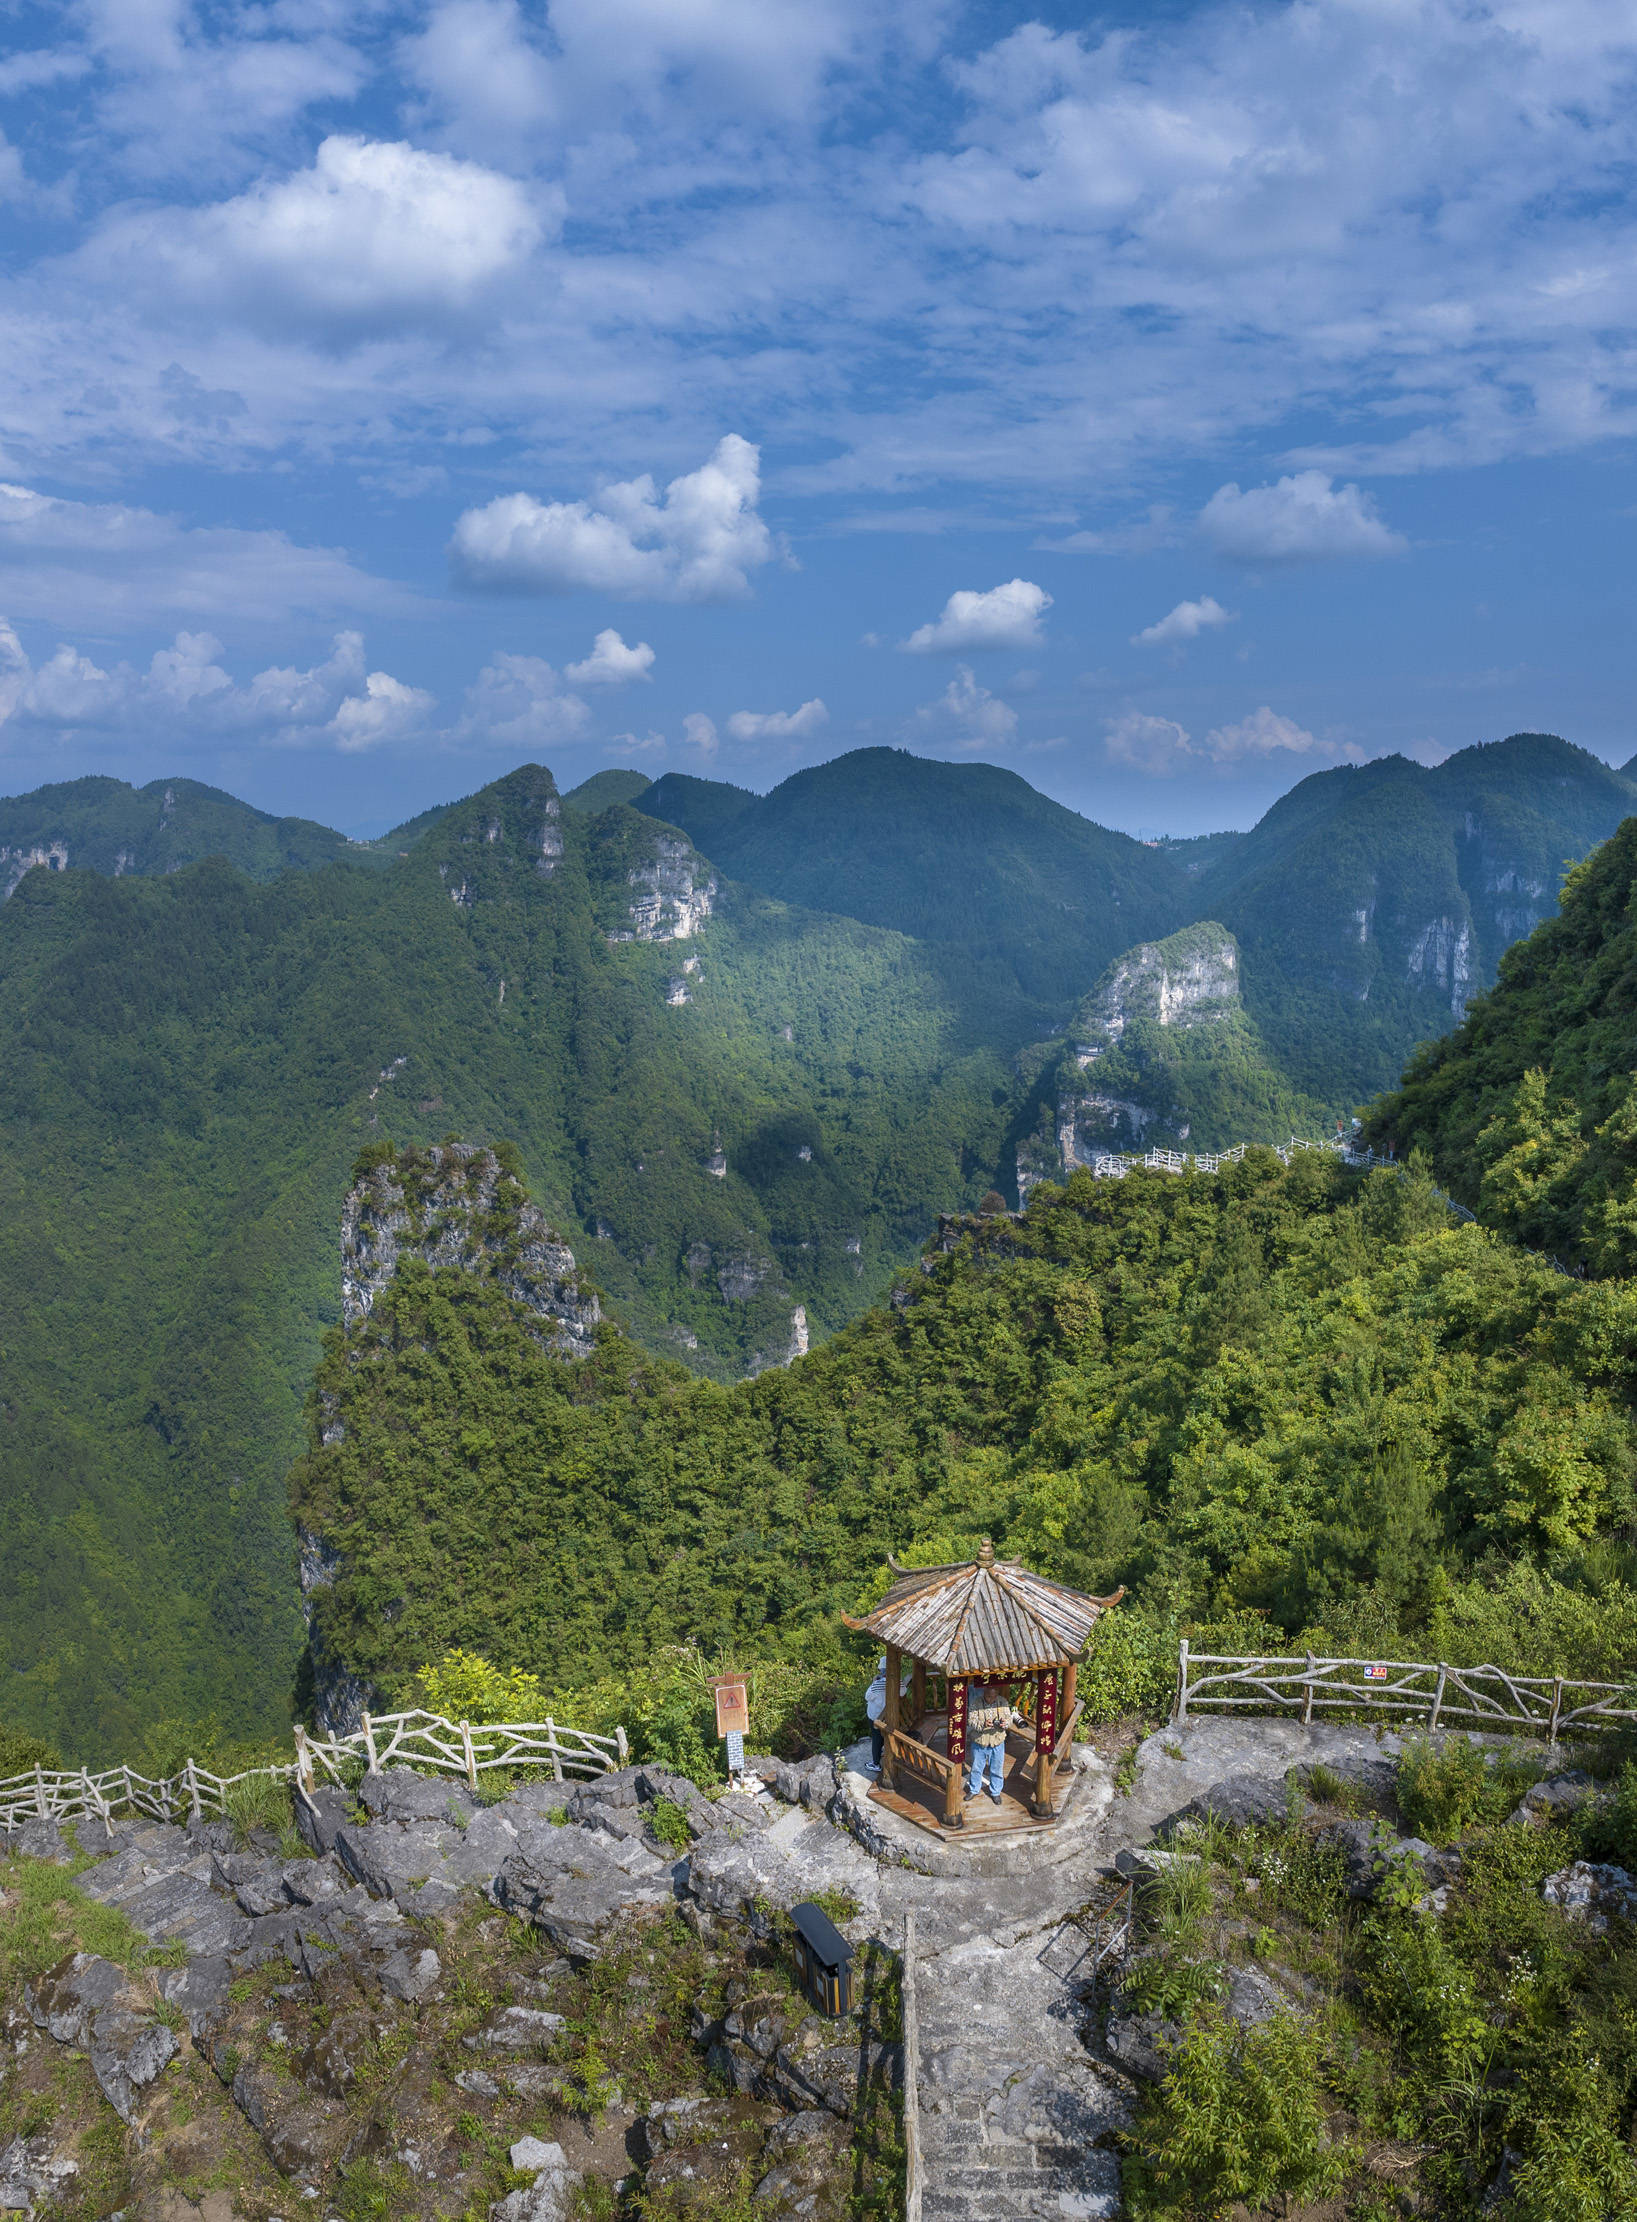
[{"x1": 0, "y1": 729, "x2": 1632, "y2": 1754}]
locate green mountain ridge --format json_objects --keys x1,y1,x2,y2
[{"x1": 0, "y1": 773, "x2": 378, "y2": 892}]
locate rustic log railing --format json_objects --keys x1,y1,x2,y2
[
  {"x1": 880, "y1": 1727, "x2": 954, "y2": 1793},
  {"x1": 1174, "y1": 1640, "x2": 1637, "y2": 1742},
  {"x1": 0, "y1": 1708, "x2": 628, "y2": 1834}
]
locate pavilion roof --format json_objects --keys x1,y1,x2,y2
[{"x1": 843, "y1": 1539, "x2": 1123, "y2": 1675}]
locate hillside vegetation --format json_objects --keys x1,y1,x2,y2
[
  {"x1": 295, "y1": 1140, "x2": 1637, "y2": 1735},
  {"x1": 1371, "y1": 813, "x2": 1637, "y2": 1274},
  {"x1": 0, "y1": 768, "x2": 1021, "y2": 1756}
]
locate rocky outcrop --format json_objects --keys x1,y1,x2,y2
[
  {"x1": 1, "y1": 840, "x2": 68, "y2": 898},
  {"x1": 340, "y1": 1143, "x2": 600, "y2": 1356},
  {"x1": 1078, "y1": 923, "x2": 1240, "y2": 1044},
  {"x1": 610, "y1": 833, "x2": 716, "y2": 944},
  {"x1": 1406, "y1": 913, "x2": 1473, "y2": 1018}
]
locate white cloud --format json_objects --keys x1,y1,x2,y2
[
  {"x1": 0, "y1": 483, "x2": 408, "y2": 628},
  {"x1": 451, "y1": 436, "x2": 774, "y2": 603},
  {"x1": 0, "y1": 624, "x2": 435, "y2": 754},
  {"x1": 564, "y1": 628, "x2": 655, "y2": 687},
  {"x1": 1133, "y1": 596, "x2": 1234, "y2": 648},
  {"x1": 330, "y1": 670, "x2": 437, "y2": 754},
  {"x1": 1103, "y1": 710, "x2": 1195, "y2": 776},
  {"x1": 915, "y1": 665, "x2": 1017, "y2": 750},
  {"x1": 1202, "y1": 705, "x2": 1320, "y2": 760},
  {"x1": 1104, "y1": 701, "x2": 1327, "y2": 775},
  {"x1": 683, "y1": 711, "x2": 719, "y2": 758},
  {"x1": 453, "y1": 653, "x2": 590, "y2": 749},
  {"x1": 610, "y1": 728, "x2": 671, "y2": 757},
  {"x1": 725, "y1": 697, "x2": 827, "y2": 742},
  {"x1": 1039, "y1": 507, "x2": 1179, "y2": 556},
  {"x1": 902, "y1": 578, "x2": 1051, "y2": 654},
  {"x1": 1198, "y1": 473, "x2": 1406, "y2": 564},
  {"x1": 94, "y1": 136, "x2": 545, "y2": 335}
]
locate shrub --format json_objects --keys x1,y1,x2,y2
[
  {"x1": 647, "y1": 1799, "x2": 692, "y2": 1851},
  {"x1": 220, "y1": 1771, "x2": 293, "y2": 1846},
  {"x1": 409, "y1": 1649, "x2": 543, "y2": 1725},
  {"x1": 1126, "y1": 2009, "x2": 1349, "y2": 2220},
  {"x1": 0, "y1": 1722, "x2": 59, "y2": 1779},
  {"x1": 1397, "y1": 1735, "x2": 1509, "y2": 1842},
  {"x1": 1078, "y1": 1611, "x2": 1178, "y2": 1724}
]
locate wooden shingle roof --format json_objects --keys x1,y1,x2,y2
[{"x1": 843, "y1": 1539, "x2": 1123, "y2": 1675}]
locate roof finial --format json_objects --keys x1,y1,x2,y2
[{"x1": 977, "y1": 1536, "x2": 995, "y2": 1568}]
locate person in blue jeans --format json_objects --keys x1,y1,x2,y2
[{"x1": 966, "y1": 1679, "x2": 1023, "y2": 1802}]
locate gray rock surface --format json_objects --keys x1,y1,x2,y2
[{"x1": 1542, "y1": 1860, "x2": 1637, "y2": 1931}]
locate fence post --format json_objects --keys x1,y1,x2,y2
[
  {"x1": 615, "y1": 1726, "x2": 629, "y2": 1766},
  {"x1": 460, "y1": 1720, "x2": 478, "y2": 1794},
  {"x1": 546, "y1": 1718, "x2": 564, "y2": 1785},
  {"x1": 902, "y1": 1909, "x2": 922, "y2": 2222},
  {"x1": 1174, "y1": 1639, "x2": 1190, "y2": 1725},
  {"x1": 34, "y1": 1763, "x2": 46, "y2": 1820},
  {"x1": 293, "y1": 1725, "x2": 314, "y2": 1797},
  {"x1": 362, "y1": 1712, "x2": 378, "y2": 1774},
  {"x1": 1301, "y1": 1653, "x2": 1316, "y2": 1727},
  {"x1": 1429, "y1": 1663, "x2": 1448, "y2": 1733},
  {"x1": 184, "y1": 1759, "x2": 201, "y2": 1824},
  {"x1": 1549, "y1": 1678, "x2": 1563, "y2": 1747}
]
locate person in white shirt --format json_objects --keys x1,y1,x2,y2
[{"x1": 864, "y1": 1656, "x2": 910, "y2": 1773}]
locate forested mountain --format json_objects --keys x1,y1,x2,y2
[
  {"x1": 0, "y1": 766, "x2": 1022, "y2": 1754},
  {"x1": 295, "y1": 1133, "x2": 1637, "y2": 1733},
  {"x1": 642, "y1": 749, "x2": 1191, "y2": 1009},
  {"x1": 1, "y1": 733, "x2": 1632, "y2": 1759},
  {"x1": 1370, "y1": 813, "x2": 1637, "y2": 1272},
  {"x1": 0, "y1": 773, "x2": 373, "y2": 894},
  {"x1": 1191, "y1": 732, "x2": 1637, "y2": 1101}
]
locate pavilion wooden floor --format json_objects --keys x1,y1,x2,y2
[{"x1": 866, "y1": 1718, "x2": 1071, "y2": 1838}]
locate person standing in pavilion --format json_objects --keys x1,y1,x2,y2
[{"x1": 965, "y1": 1677, "x2": 1024, "y2": 1803}]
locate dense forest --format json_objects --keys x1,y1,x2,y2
[{"x1": 294, "y1": 1140, "x2": 1637, "y2": 1742}]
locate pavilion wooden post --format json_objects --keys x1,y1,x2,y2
[
  {"x1": 881, "y1": 1644, "x2": 902, "y2": 1792},
  {"x1": 1063, "y1": 1660, "x2": 1078, "y2": 1721},
  {"x1": 944, "y1": 1677, "x2": 968, "y2": 1827},
  {"x1": 910, "y1": 1658, "x2": 927, "y2": 1733},
  {"x1": 1033, "y1": 1667, "x2": 1059, "y2": 1818}
]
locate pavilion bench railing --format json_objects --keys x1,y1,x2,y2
[
  {"x1": 0, "y1": 1710, "x2": 628, "y2": 1834},
  {"x1": 880, "y1": 1727, "x2": 955, "y2": 1794},
  {"x1": 1174, "y1": 1640, "x2": 1637, "y2": 1742}
]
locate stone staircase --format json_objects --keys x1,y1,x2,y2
[{"x1": 915, "y1": 1918, "x2": 1125, "y2": 2220}]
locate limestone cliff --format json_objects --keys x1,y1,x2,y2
[{"x1": 341, "y1": 1142, "x2": 601, "y2": 1358}]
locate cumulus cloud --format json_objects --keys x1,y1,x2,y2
[
  {"x1": 94, "y1": 136, "x2": 545, "y2": 334},
  {"x1": 1198, "y1": 473, "x2": 1406, "y2": 564},
  {"x1": 0, "y1": 624, "x2": 435, "y2": 753},
  {"x1": 564, "y1": 628, "x2": 655, "y2": 686},
  {"x1": 0, "y1": 483, "x2": 407, "y2": 627},
  {"x1": 451, "y1": 436, "x2": 774, "y2": 603},
  {"x1": 1133, "y1": 596, "x2": 1234, "y2": 648},
  {"x1": 1104, "y1": 702, "x2": 1327, "y2": 775},
  {"x1": 452, "y1": 653, "x2": 590, "y2": 749},
  {"x1": 915, "y1": 665, "x2": 1017, "y2": 750},
  {"x1": 725, "y1": 697, "x2": 827, "y2": 742},
  {"x1": 682, "y1": 711, "x2": 719, "y2": 757},
  {"x1": 902, "y1": 578, "x2": 1051, "y2": 654},
  {"x1": 1202, "y1": 705, "x2": 1320, "y2": 760}
]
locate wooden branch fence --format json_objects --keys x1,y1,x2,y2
[
  {"x1": 1174, "y1": 1640, "x2": 1637, "y2": 1743},
  {"x1": 0, "y1": 1707, "x2": 627, "y2": 1835}
]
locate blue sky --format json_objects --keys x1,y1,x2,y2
[{"x1": 1, "y1": 0, "x2": 1634, "y2": 837}]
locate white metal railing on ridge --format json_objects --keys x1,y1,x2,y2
[
  {"x1": 1173, "y1": 1640, "x2": 1637, "y2": 1743},
  {"x1": 0, "y1": 1707, "x2": 627, "y2": 1834}
]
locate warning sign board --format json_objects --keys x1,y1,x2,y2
[{"x1": 713, "y1": 1680, "x2": 750, "y2": 1738}]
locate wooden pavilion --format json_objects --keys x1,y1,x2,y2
[{"x1": 844, "y1": 1539, "x2": 1124, "y2": 1837}]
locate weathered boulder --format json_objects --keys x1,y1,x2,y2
[
  {"x1": 220, "y1": 2047, "x2": 352, "y2": 2179},
  {"x1": 463, "y1": 2005, "x2": 565, "y2": 2053},
  {"x1": 2, "y1": 1817, "x2": 76, "y2": 1865},
  {"x1": 1103, "y1": 2007, "x2": 1177, "y2": 2082},
  {"x1": 157, "y1": 1953, "x2": 235, "y2": 2039},
  {"x1": 294, "y1": 1784, "x2": 352, "y2": 1855},
  {"x1": 1510, "y1": 1771, "x2": 1601, "y2": 1827},
  {"x1": 0, "y1": 2132, "x2": 79, "y2": 2210},
  {"x1": 26, "y1": 1952, "x2": 179, "y2": 2122},
  {"x1": 753, "y1": 2108, "x2": 847, "y2": 2213},
  {"x1": 1168, "y1": 1770, "x2": 1291, "y2": 1831},
  {"x1": 489, "y1": 2144, "x2": 582, "y2": 2222},
  {"x1": 379, "y1": 1945, "x2": 442, "y2": 2002},
  {"x1": 361, "y1": 1767, "x2": 476, "y2": 1827},
  {"x1": 1542, "y1": 1861, "x2": 1637, "y2": 1932},
  {"x1": 1325, "y1": 1818, "x2": 1454, "y2": 1901}
]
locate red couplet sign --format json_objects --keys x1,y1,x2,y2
[{"x1": 713, "y1": 1680, "x2": 750, "y2": 1737}]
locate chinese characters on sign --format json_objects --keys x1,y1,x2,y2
[{"x1": 713, "y1": 1677, "x2": 749, "y2": 1776}]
